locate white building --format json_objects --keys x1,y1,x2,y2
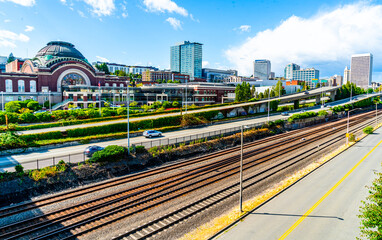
[
  {"x1": 343, "y1": 66, "x2": 351, "y2": 84},
  {"x1": 350, "y1": 53, "x2": 373, "y2": 89},
  {"x1": 284, "y1": 63, "x2": 300, "y2": 79},
  {"x1": 253, "y1": 59, "x2": 271, "y2": 80}
]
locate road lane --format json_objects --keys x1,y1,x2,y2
[{"x1": 216, "y1": 122, "x2": 382, "y2": 240}]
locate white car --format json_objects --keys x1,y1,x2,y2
[{"x1": 143, "y1": 130, "x2": 162, "y2": 138}]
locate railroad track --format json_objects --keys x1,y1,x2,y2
[
  {"x1": 0, "y1": 110, "x2": 367, "y2": 218},
  {"x1": 0, "y1": 110, "x2": 378, "y2": 239},
  {"x1": 112, "y1": 112, "x2": 379, "y2": 240}
]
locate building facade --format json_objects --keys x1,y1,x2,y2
[
  {"x1": 350, "y1": 53, "x2": 373, "y2": 89},
  {"x1": 202, "y1": 68, "x2": 237, "y2": 83},
  {"x1": 253, "y1": 59, "x2": 271, "y2": 80},
  {"x1": 141, "y1": 70, "x2": 190, "y2": 83},
  {"x1": 343, "y1": 66, "x2": 351, "y2": 84},
  {"x1": 170, "y1": 41, "x2": 203, "y2": 79},
  {"x1": 292, "y1": 68, "x2": 319, "y2": 88},
  {"x1": 92, "y1": 62, "x2": 158, "y2": 75},
  {"x1": 284, "y1": 63, "x2": 300, "y2": 79}
]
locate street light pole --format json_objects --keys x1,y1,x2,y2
[
  {"x1": 267, "y1": 89, "x2": 270, "y2": 123},
  {"x1": 127, "y1": 81, "x2": 130, "y2": 155},
  {"x1": 99, "y1": 84, "x2": 102, "y2": 116},
  {"x1": 346, "y1": 108, "x2": 359, "y2": 145},
  {"x1": 376, "y1": 102, "x2": 378, "y2": 127},
  {"x1": 1, "y1": 91, "x2": 3, "y2": 112},
  {"x1": 185, "y1": 78, "x2": 188, "y2": 113},
  {"x1": 239, "y1": 125, "x2": 243, "y2": 212},
  {"x1": 49, "y1": 90, "x2": 52, "y2": 114}
]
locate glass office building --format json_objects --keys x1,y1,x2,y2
[
  {"x1": 253, "y1": 59, "x2": 271, "y2": 80},
  {"x1": 284, "y1": 63, "x2": 300, "y2": 79},
  {"x1": 171, "y1": 41, "x2": 203, "y2": 80},
  {"x1": 293, "y1": 68, "x2": 320, "y2": 88},
  {"x1": 350, "y1": 53, "x2": 373, "y2": 89}
]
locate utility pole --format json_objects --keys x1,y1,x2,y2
[
  {"x1": 127, "y1": 81, "x2": 130, "y2": 155},
  {"x1": 239, "y1": 125, "x2": 243, "y2": 212}
]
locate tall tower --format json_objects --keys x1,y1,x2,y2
[
  {"x1": 170, "y1": 41, "x2": 203, "y2": 80},
  {"x1": 253, "y1": 59, "x2": 271, "y2": 80},
  {"x1": 343, "y1": 66, "x2": 351, "y2": 84},
  {"x1": 350, "y1": 53, "x2": 373, "y2": 88},
  {"x1": 284, "y1": 63, "x2": 300, "y2": 79}
]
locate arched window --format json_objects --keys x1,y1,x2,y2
[
  {"x1": 113, "y1": 83, "x2": 117, "y2": 87},
  {"x1": 5, "y1": 79, "x2": 12, "y2": 92},
  {"x1": 61, "y1": 73, "x2": 85, "y2": 86},
  {"x1": 120, "y1": 83, "x2": 124, "y2": 87},
  {"x1": 105, "y1": 83, "x2": 109, "y2": 87},
  {"x1": 30, "y1": 80, "x2": 36, "y2": 92},
  {"x1": 18, "y1": 80, "x2": 25, "y2": 92}
]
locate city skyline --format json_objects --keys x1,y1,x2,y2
[{"x1": 1, "y1": 0, "x2": 382, "y2": 81}]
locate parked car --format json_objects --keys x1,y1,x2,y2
[
  {"x1": 84, "y1": 145, "x2": 104, "y2": 157},
  {"x1": 352, "y1": 97, "x2": 358, "y2": 101},
  {"x1": 300, "y1": 110, "x2": 306, "y2": 113},
  {"x1": 143, "y1": 130, "x2": 162, "y2": 138},
  {"x1": 281, "y1": 111, "x2": 289, "y2": 116},
  {"x1": 34, "y1": 110, "x2": 48, "y2": 114},
  {"x1": 304, "y1": 91, "x2": 309, "y2": 95}
]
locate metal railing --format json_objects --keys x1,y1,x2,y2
[{"x1": 0, "y1": 121, "x2": 268, "y2": 172}]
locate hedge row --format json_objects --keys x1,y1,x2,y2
[
  {"x1": 20, "y1": 131, "x2": 64, "y2": 142},
  {"x1": 288, "y1": 111, "x2": 318, "y2": 122}
]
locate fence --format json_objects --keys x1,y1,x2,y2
[{"x1": 0, "y1": 121, "x2": 269, "y2": 172}]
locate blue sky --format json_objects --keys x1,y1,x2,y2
[{"x1": 1, "y1": 0, "x2": 382, "y2": 81}]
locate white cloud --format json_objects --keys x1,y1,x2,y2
[
  {"x1": 0, "y1": 29, "x2": 29, "y2": 48},
  {"x1": 202, "y1": 61, "x2": 209, "y2": 67},
  {"x1": 78, "y1": 10, "x2": 86, "y2": 18},
  {"x1": 24, "y1": 25, "x2": 34, "y2": 32},
  {"x1": 143, "y1": 0, "x2": 188, "y2": 16},
  {"x1": 83, "y1": 0, "x2": 115, "y2": 16},
  {"x1": 60, "y1": 0, "x2": 66, "y2": 4},
  {"x1": 96, "y1": 56, "x2": 109, "y2": 62},
  {"x1": 225, "y1": 2, "x2": 382, "y2": 76},
  {"x1": 237, "y1": 25, "x2": 251, "y2": 32},
  {"x1": 121, "y1": 1, "x2": 128, "y2": 18},
  {"x1": 166, "y1": 17, "x2": 182, "y2": 30},
  {"x1": 0, "y1": 0, "x2": 35, "y2": 6},
  {"x1": 4, "y1": 19, "x2": 11, "y2": 23}
]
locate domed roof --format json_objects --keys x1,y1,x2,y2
[{"x1": 35, "y1": 41, "x2": 85, "y2": 60}]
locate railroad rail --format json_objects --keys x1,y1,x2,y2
[{"x1": 0, "y1": 110, "x2": 379, "y2": 240}]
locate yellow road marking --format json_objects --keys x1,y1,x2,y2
[{"x1": 278, "y1": 138, "x2": 382, "y2": 240}]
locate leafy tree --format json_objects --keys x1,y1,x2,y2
[
  {"x1": 104, "y1": 102, "x2": 110, "y2": 108},
  {"x1": 235, "y1": 82, "x2": 251, "y2": 102},
  {"x1": 172, "y1": 101, "x2": 180, "y2": 108},
  {"x1": 358, "y1": 168, "x2": 382, "y2": 240},
  {"x1": 367, "y1": 88, "x2": 374, "y2": 94},
  {"x1": 5, "y1": 101, "x2": 21, "y2": 112},
  {"x1": 43, "y1": 100, "x2": 50, "y2": 109},
  {"x1": 294, "y1": 100, "x2": 299, "y2": 109},
  {"x1": 7, "y1": 53, "x2": 15, "y2": 63},
  {"x1": 27, "y1": 101, "x2": 40, "y2": 111},
  {"x1": 259, "y1": 92, "x2": 264, "y2": 99},
  {"x1": 118, "y1": 70, "x2": 127, "y2": 77},
  {"x1": 274, "y1": 80, "x2": 284, "y2": 97},
  {"x1": 162, "y1": 101, "x2": 172, "y2": 109},
  {"x1": 95, "y1": 63, "x2": 110, "y2": 74},
  {"x1": 129, "y1": 101, "x2": 138, "y2": 107},
  {"x1": 270, "y1": 100, "x2": 279, "y2": 111},
  {"x1": 316, "y1": 82, "x2": 320, "y2": 88},
  {"x1": 250, "y1": 85, "x2": 256, "y2": 97}
]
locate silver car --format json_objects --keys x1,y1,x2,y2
[{"x1": 143, "y1": 130, "x2": 162, "y2": 138}]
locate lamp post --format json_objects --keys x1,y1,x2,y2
[
  {"x1": 126, "y1": 81, "x2": 130, "y2": 155},
  {"x1": 239, "y1": 125, "x2": 243, "y2": 212},
  {"x1": 49, "y1": 90, "x2": 52, "y2": 114},
  {"x1": 1, "y1": 91, "x2": 3, "y2": 112},
  {"x1": 376, "y1": 102, "x2": 378, "y2": 127},
  {"x1": 185, "y1": 78, "x2": 188, "y2": 113},
  {"x1": 99, "y1": 83, "x2": 102, "y2": 116},
  {"x1": 267, "y1": 88, "x2": 270, "y2": 123},
  {"x1": 346, "y1": 108, "x2": 359, "y2": 145}
]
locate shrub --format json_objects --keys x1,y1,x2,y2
[
  {"x1": 172, "y1": 101, "x2": 180, "y2": 108},
  {"x1": 348, "y1": 133, "x2": 356, "y2": 142},
  {"x1": 317, "y1": 110, "x2": 328, "y2": 116},
  {"x1": 91, "y1": 145, "x2": 126, "y2": 162},
  {"x1": 15, "y1": 164, "x2": 24, "y2": 174},
  {"x1": 5, "y1": 101, "x2": 21, "y2": 112},
  {"x1": 181, "y1": 114, "x2": 207, "y2": 127},
  {"x1": 21, "y1": 131, "x2": 64, "y2": 142},
  {"x1": 0, "y1": 132, "x2": 27, "y2": 150},
  {"x1": 135, "y1": 145, "x2": 146, "y2": 154},
  {"x1": 274, "y1": 119, "x2": 285, "y2": 126},
  {"x1": 26, "y1": 101, "x2": 40, "y2": 111},
  {"x1": 19, "y1": 112, "x2": 37, "y2": 123},
  {"x1": 363, "y1": 126, "x2": 374, "y2": 135},
  {"x1": 35, "y1": 112, "x2": 53, "y2": 122}
]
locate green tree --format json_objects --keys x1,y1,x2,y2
[
  {"x1": 26, "y1": 101, "x2": 40, "y2": 111},
  {"x1": 7, "y1": 53, "x2": 15, "y2": 63},
  {"x1": 274, "y1": 80, "x2": 284, "y2": 97},
  {"x1": 172, "y1": 101, "x2": 180, "y2": 108},
  {"x1": 294, "y1": 100, "x2": 299, "y2": 109},
  {"x1": 96, "y1": 63, "x2": 110, "y2": 74},
  {"x1": 358, "y1": 168, "x2": 382, "y2": 240},
  {"x1": 270, "y1": 100, "x2": 279, "y2": 111},
  {"x1": 5, "y1": 101, "x2": 21, "y2": 112},
  {"x1": 235, "y1": 82, "x2": 251, "y2": 102},
  {"x1": 316, "y1": 82, "x2": 320, "y2": 88},
  {"x1": 250, "y1": 85, "x2": 256, "y2": 97}
]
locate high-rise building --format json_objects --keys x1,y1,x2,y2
[
  {"x1": 284, "y1": 63, "x2": 300, "y2": 79},
  {"x1": 170, "y1": 41, "x2": 203, "y2": 80},
  {"x1": 350, "y1": 53, "x2": 373, "y2": 88},
  {"x1": 253, "y1": 59, "x2": 271, "y2": 80},
  {"x1": 292, "y1": 68, "x2": 319, "y2": 88},
  {"x1": 343, "y1": 66, "x2": 351, "y2": 84}
]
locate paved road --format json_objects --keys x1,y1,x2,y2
[
  {"x1": 216, "y1": 122, "x2": 382, "y2": 240},
  {"x1": 19, "y1": 87, "x2": 341, "y2": 135}
]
